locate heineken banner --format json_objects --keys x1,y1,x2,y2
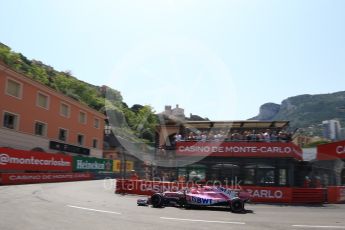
[{"x1": 73, "y1": 156, "x2": 113, "y2": 172}]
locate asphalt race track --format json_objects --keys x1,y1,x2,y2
[{"x1": 0, "y1": 180, "x2": 345, "y2": 230}]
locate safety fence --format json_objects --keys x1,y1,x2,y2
[{"x1": 115, "y1": 179, "x2": 345, "y2": 204}]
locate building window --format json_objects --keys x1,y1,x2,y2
[
  {"x1": 58, "y1": 128, "x2": 68, "y2": 142},
  {"x1": 79, "y1": 111, "x2": 87, "y2": 124},
  {"x1": 77, "y1": 134, "x2": 85, "y2": 146},
  {"x1": 37, "y1": 92, "x2": 49, "y2": 109},
  {"x1": 60, "y1": 103, "x2": 70, "y2": 118},
  {"x1": 257, "y1": 166, "x2": 275, "y2": 185},
  {"x1": 94, "y1": 118, "x2": 100, "y2": 128},
  {"x1": 3, "y1": 112, "x2": 18, "y2": 130},
  {"x1": 341, "y1": 169, "x2": 345, "y2": 186},
  {"x1": 92, "y1": 139, "x2": 98, "y2": 148},
  {"x1": 279, "y1": 169, "x2": 287, "y2": 186},
  {"x1": 6, "y1": 78, "x2": 22, "y2": 98},
  {"x1": 243, "y1": 168, "x2": 255, "y2": 185},
  {"x1": 34, "y1": 121, "x2": 47, "y2": 136}
]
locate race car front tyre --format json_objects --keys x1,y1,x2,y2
[
  {"x1": 151, "y1": 193, "x2": 164, "y2": 208},
  {"x1": 230, "y1": 198, "x2": 244, "y2": 213}
]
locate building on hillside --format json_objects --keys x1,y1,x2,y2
[
  {"x1": 0, "y1": 62, "x2": 105, "y2": 157},
  {"x1": 293, "y1": 135, "x2": 312, "y2": 147},
  {"x1": 322, "y1": 119, "x2": 342, "y2": 141},
  {"x1": 161, "y1": 104, "x2": 185, "y2": 120},
  {"x1": 292, "y1": 135, "x2": 327, "y2": 147}
]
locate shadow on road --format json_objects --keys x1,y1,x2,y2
[
  {"x1": 180, "y1": 206, "x2": 254, "y2": 214},
  {"x1": 249, "y1": 202, "x2": 327, "y2": 208}
]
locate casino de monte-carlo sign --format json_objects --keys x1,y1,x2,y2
[
  {"x1": 176, "y1": 142, "x2": 303, "y2": 160},
  {"x1": 317, "y1": 140, "x2": 345, "y2": 160}
]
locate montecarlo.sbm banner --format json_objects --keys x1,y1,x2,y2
[
  {"x1": 73, "y1": 156, "x2": 113, "y2": 172},
  {"x1": 0, "y1": 147, "x2": 72, "y2": 172}
]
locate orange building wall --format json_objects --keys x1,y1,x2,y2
[{"x1": 0, "y1": 64, "x2": 105, "y2": 150}]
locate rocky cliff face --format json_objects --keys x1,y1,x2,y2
[
  {"x1": 250, "y1": 103, "x2": 280, "y2": 120},
  {"x1": 250, "y1": 91, "x2": 345, "y2": 135}
]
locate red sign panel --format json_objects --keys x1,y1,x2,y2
[
  {"x1": 317, "y1": 140, "x2": 345, "y2": 160},
  {"x1": 0, "y1": 148, "x2": 72, "y2": 172},
  {"x1": 176, "y1": 142, "x2": 303, "y2": 160},
  {"x1": 340, "y1": 187, "x2": 345, "y2": 202},
  {"x1": 241, "y1": 186, "x2": 292, "y2": 203},
  {"x1": 328, "y1": 186, "x2": 345, "y2": 203},
  {"x1": 1, "y1": 172, "x2": 92, "y2": 185}
]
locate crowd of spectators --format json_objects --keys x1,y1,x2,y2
[{"x1": 174, "y1": 129, "x2": 292, "y2": 143}]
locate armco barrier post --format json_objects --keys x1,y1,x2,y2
[{"x1": 328, "y1": 186, "x2": 338, "y2": 203}]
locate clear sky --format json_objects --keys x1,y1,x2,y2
[{"x1": 1, "y1": 0, "x2": 345, "y2": 120}]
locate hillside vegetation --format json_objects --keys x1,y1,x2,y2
[{"x1": 0, "y1": 42, "x2": 157, "y2": 143}]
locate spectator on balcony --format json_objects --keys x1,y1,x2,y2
[
  {"x1": 214, "y1": 132, "x2": 223, "y2": 141},
  {"x1": 232, "y1": 131, "x2": 240, "y2": 141},
  {"x1": 187, "y1": 132, "x2": 196, "y2": 141},
  {"x1": 218, "y1": 130, "x2": 226, "y2": 141},
  {"x1": 263, "y1": 129, "x2": 271, "y2": 142},
  {"x1": 256, "y1": 133, "x2": 264, "y2": 142},
  {"x1": 174, "y1": 133, "x2": 182, "y2": 142},
  {"x1": 250, "y1": 130, "x2": 257, "y2": 141},
  {"x1": 195, "y1": 131, "x2": 202, "y2": 141},
  {"x1": 244, "y1": 131, "x2": 251, "y2": 141},
  {"x1": 201, "y1": 131, "x2": 207, "y2": 142},
  {"x1": 271, "y1": 131, "x2": 278, "y2": 142},
  {"x1": 225, "y1": 132, "x2": 232, "y2": 141},
  {"x1": 207, "y1": 131, "x2": 215, "y2": 141},
  {"x1": 278, "y1": 131, "x2": 290, "y2": 142}
]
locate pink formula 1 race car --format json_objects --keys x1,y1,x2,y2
[{"x1": 137, "y1": 186, "x2": 251, "y2": 213}]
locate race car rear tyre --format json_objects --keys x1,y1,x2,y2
[
  {"x1": 230, "y1": 198, "x2": 244, "y2": 213},
  {"x1": 151, "y1": 193, "x2": 164, "y2": 208},
  {"x1": 178, "y1": 197, "x2": 188, "y2": 208}
]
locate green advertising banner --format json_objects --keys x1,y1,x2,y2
[{"x1": 73, "y1": 156, "x2": 113, "y2": 172}]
